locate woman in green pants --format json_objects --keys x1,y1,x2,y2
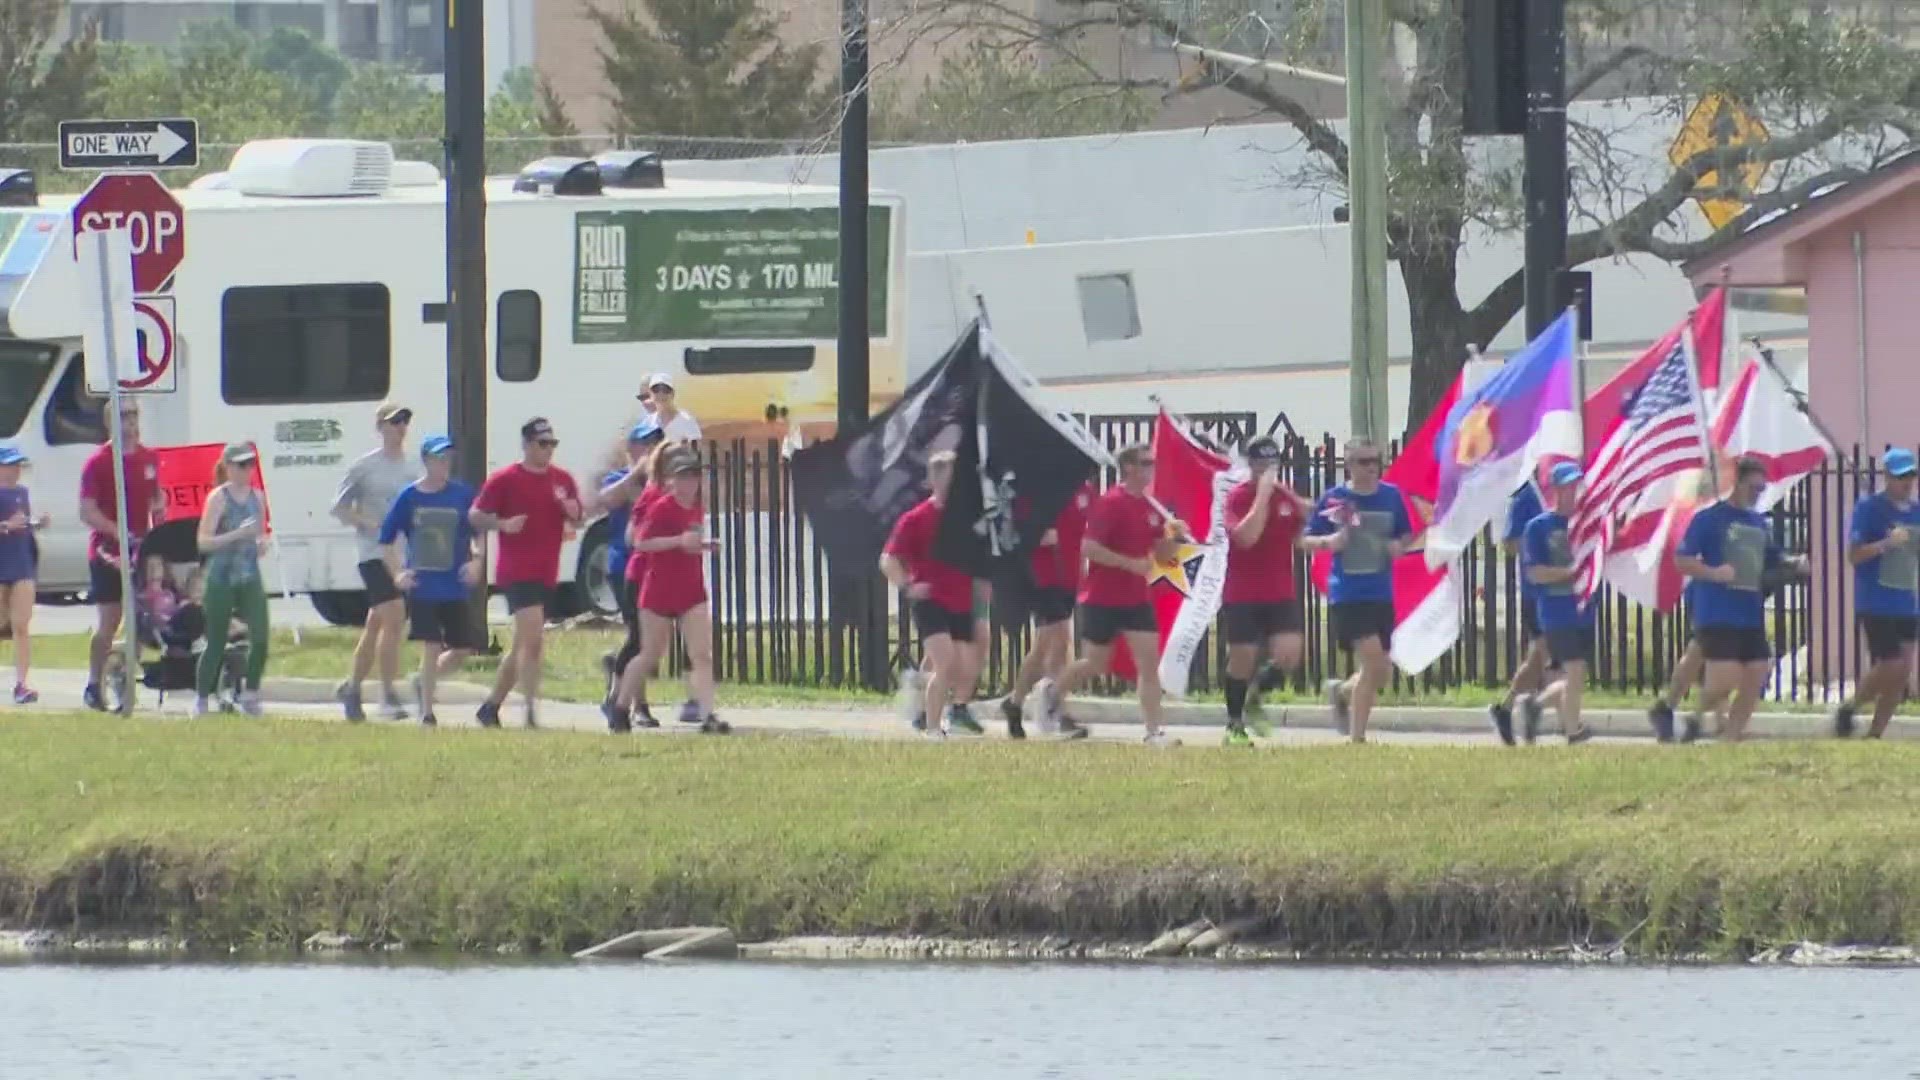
[{"x1": 194, "y1": 443, "x2": 271, "y2": 716}]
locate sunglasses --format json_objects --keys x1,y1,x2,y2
[
  {"x1": 534, "y1": 438, "x2": 559, "y2": 449},
  {"x1": 1352, "y1": 456, "x2": 1383, "y2": 467}
]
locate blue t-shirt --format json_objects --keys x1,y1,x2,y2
[
  {"x1": 1505, "y1": 483, "x2": 1544, "y2": 604},
  {"x1": 1849, "y1": 493, "x2": 1920, "y2": 618},
  {"x1": 378, "y1": 480, "x2": 477, "y2": 602},
  {"x1": 1678, "y1": 500, "x2": 1781, "y2": 629},
  {"x1": 0, "y1": 486, "x2": 35, "y2": 583},
  {"x1": 1523, "y1": 511, "x2": 1588, "y2": 631},
  {"x1": 602, "y1": 469, "x2": 634, "y2": 570},
  {"x1": 1308, "y1": 482, "x2": 1414, "y2": 604}
]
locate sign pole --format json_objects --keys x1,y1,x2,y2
[
  {"x1": 1523, "y1": 0, "x2": 1568, "y2": 339},
  {"x1": 444, "y1": 0, "x2": 489, "y2": 648},
  {"x1": 86, "y1": 232, "x2": 141, "y2": 714}
]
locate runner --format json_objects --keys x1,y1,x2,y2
[
  {"x1": 1833, "y1": 447, "x2": 1920, "y2": 739},
  {"x1": 880, "y1": 451, "x2": 982, "y2": 740},
  {"x1": 1220, "y1": 436, "x2": 1312, "y2": 746},
  {"x1": 1001, "y1": 481, "x2": 1093, "y2": 739},
  {"x1": 1304, "y1": 439, "x2": 1413, "y2": 744},
  {"x1": 469, "y1": 417, "x2": 589, "y2": 729},
  {"x1": 1517, "y1": 461, "x2": 1597, "y2": 745},
  {"x1": 331, "y1": 402, "x2": 421, "y2": 721},
  {"x1": 77, "y1": 402, "x2": 163, "y2": 711},
  {"x1": 1647, "y1": 641, "x2": 1707, "y2": 743},
  {"x1": 0, "y1": 444, "x2": 51, "y2": 704},
  {"x1": 1488, "y1": 476, "x2": 1548, "y2": 745},
  {"x1": 1049, "y1": 444, "x2": 1184, "y2": 746},
  {"x1": 643, "y1": 373, "x2": 703, "y2": 442},
  {"x1": 598, "y1": 419, "x2": 667, "y2": 731},
  {"x1": 1674, "y1": 457, "x2": 1802, "y2": 743},
  {"x1": 633, "y1": 448, "x2": 727, "y2": 733},
  {"x1": 608, "y1": 442, "x2": 674, "y2": 730},
  {"x1": 193, "y1": 444, "x2": 271, "y2": 717},
  {"x1": 378, "y1": 435, "x2": 479, "y2": 727}
]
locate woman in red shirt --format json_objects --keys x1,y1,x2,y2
[
  {"x1": 633, "y1": 449, "x2": 725, "y2": 733},
  {"x1": 880, "y1": 451, "x2": 982, "y2": 739}
]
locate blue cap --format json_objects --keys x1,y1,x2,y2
[
  {"x1": 1887, "y1": 448, "x2": 1918, "y2": 478},
  {"x1": 0, "y1": 444, "x2": 25, "y2": 466},
  {"x1": 1549, "y1": 461, "x2": 1584, "y2": 487},
  {"x1": 420, "y1": 435, "x2": 455, "y2": 458},
  {"x1": 628, "y1": 418, "x2": 665, "y2": 444}
]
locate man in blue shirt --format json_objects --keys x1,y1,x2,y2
[
  {"x1": 378, "y1": 435, "x2": 479, "y2": 727},
  {"x1": 1304, "y1": 439, "x2": 1413, "y2": 743},
  {"x1": 1834, "y1": 447, "x2": 1920, "y2": 738},
  {"x1": 1518, "y1": 461, "x2": 1596, "y2": 745},
  {"x1": 1674, "y1": 457, "x2": 1803, "y2": 742},
  {"x1": 1489, "y1": 475, "x2": 1547, "y2": 745}
]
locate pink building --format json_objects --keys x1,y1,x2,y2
[{"x1": 1686, "y1": 150, "x2": 1920, "y2": 453}]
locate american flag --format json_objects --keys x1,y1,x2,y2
[{"x1": 1569, "y1": 328, "x2": 1711, "y2": 604}]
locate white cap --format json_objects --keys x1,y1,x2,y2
[{"x1": 647, "y1": 371, "x2": 675, "y2": 392}]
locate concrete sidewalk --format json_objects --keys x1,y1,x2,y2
[{"x1": 16, "y1": 668, "x2": 1905, "y2": 745}]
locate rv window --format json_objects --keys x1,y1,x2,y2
[
  {"x1": 684, "y1": 345, "x2": 814, "y2": 375},
  {"x1": 496, "y1": 290, "x2": 541, "y2": 382},
  {"x1": 0, "y1": 340, "x2": 58, "y2": 439},
  {"x1": 1077, "y1": 272, "x2": 1142, "y2": 344},
  {"x1": 220, "y1": 284, "x2": 391, "y2": 405},
  {"x1": 42, "y1": 354, "x2": 108, "y2": 446}
]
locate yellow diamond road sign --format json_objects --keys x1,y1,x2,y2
[{"x1": 1669, "y1": 93, "x2": 1772, "y2": 232}]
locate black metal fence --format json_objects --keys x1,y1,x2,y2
[{"x1": 693, "y1": 418, "x2": 1906, "y2": 702}]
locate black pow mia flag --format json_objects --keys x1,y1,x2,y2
[
  {"x1": 790, "y1": 323, "x2": 984, "y2": 574},
  {"x1": 934, "y1": 324, "x2": 1104, "y2": 578}
]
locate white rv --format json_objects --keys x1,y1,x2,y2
[{"x1": 0, "y1": 139, "x2": 907, "y2": 622}]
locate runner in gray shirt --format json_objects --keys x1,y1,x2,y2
[{"x1": 331, "y1": 401, "x2": 422, "y2": 720}]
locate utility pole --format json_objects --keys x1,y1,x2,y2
[
  {"x1": 838, "y1": 0, "x2": 885, "y2": 691},
  {"x1": 444, "y1": 0, "x2": 488, "y2": 641},
  {"x1": 1522, "y1": 0, "x2": 1568, "y2": 338},
  {"x1": 1344, "y1": 0, "x2": 1390, "y2": 444}
]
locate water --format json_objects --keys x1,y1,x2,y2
[{"x1": 4, "y1": 961, "x2": 1919, "y2": 1078}]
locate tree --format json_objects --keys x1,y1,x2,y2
[
  {"x1": 882, "y1": 0, "x2": 1918, "y2": 431},
  {"x1": 589, "y1": 0, "x2": 831, "y2": 138},
  {"x1": 876, "y1": 41, "x2": 1153, "y2": 141},
  {"x1": 98, "y1": 25, "x2": 322, "y2": 143},
  {"x1": 331, "y1": 61, "x2": 442, "y2": 140},
  {"x1": 0, "y1": 0, "x2": 101, "y2": 143}
]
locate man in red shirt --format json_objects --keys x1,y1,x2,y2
[
  {"x1": 1220, "y1": 436, "x2": 1313, "y2": 746},
  {"x1": 76, "y1": 403, "x2": 164, "y2": 711},
  {"x1": 470, "y1": 417, "x2": 589, "y2": 728},
  {"x1": 1000, "y1": 480, "x2": 1094, "y2": 739},
  {"x1": 881, "y1": 450, "x2": 983, "y2": 739},
  {"x1": 1049, "y1": 444, "x2": 1184, "y2": 746}
]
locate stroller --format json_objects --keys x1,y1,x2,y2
[{"x1": 98, "y1": 549, "x2": 249, "y2": 713}]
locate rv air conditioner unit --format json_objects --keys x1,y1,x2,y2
[
  {"x1": 226, "y1": 139, "x2": 395, "y2": 197},
  {"x1": 594, "y1": 150, "x2": 664, "y2": 190},
  {"x1": 513, "y1": 157, "x2": 602, "y2": 196}
]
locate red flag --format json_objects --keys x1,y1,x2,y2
[
  {"x1": 1309, "y1": 371, "x2": 1466, "y2": 673},
  {"x1": 1111, "y1": 413, "x2": 1234, "y2": 687},
  {"x1": 1710, "y1": 353, "x2": 1833, "y2": 513},
  {"x1": 154, "y1": 442, "x2": 273, "y2": 531}
]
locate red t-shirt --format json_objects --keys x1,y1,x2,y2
[
  {"x1": 883, "y1": 498, "x2": 973, "y2": 612},
  {"x1": 80, "y1": 444, "x2": 160, "y2": 562},
  {"x1": 474, "y1": 462, "x2": 580, "y2": 587},
  {"x1": 638, "y1": 494, "x2": 708, "y2": 615},
  {"x1": 1030, "y1": 482, "x2": 1094, "y2": 591},
  {"x1": 1223, "y1": 480, "x2": 1304, "y2": 603},
  {"x1": 1078, "y1": 486, "x2": 1162, "y2": 608},
  {"x1": 625, "y1": 486, "x2": 667, "y2": 586}
]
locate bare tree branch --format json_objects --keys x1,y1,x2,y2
[{"x1": 1567, "y1": 44, "x2": 1653, "y2": 98}]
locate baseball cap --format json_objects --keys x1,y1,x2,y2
[
  {"x1": 421, "y1": 435, "x2": 455, "y2": 458},
  {"x1": 646, "y1": 372, "x2": 675, "y2": 392},
  {"x1": 1886, "y1": 447, "x2": 1918, "y2": 478},
  {"x1": 628, "y1": 418, "x2": 665, "y2": 444},
  {"x1": 222, "y1": 441, "x2": 259, "y2": 464},
  {"x1": 521, "y1": 417, "x2": 557, "y2": 442},
  {"x1": 665, "y1": 450, "x2": 702, "y2": 477},
  {"x1": 376, "y1": 401, "x2": 413, "y2": 425},
  {"x1": 1549, "y1": 461, "x2": 1583, "y2": 487},
  {"x1": 0, "y1": 444, "x2": 27, "y2": 466},
  {"x1": 1245, "y1": 436, "x2": 1282, "y2": 463}
]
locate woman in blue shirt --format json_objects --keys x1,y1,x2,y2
[
  {"x1": 1303, "y1": 439, "x2": 1413, "y2": 743},
  {"x1": 1833, "y1": 447, "x2": 1920, "y2": 739},
  {"x1": 0, "y1": 444, "x2": 52, "y2": 704},
  {"x1": 1675, "y1": 457, "x2": 1803, "y2": 742}
]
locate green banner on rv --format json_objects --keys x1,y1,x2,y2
[{"x1": 571, "y1": 206, "x2": 891, "y2": 343}]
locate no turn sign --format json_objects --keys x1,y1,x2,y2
[{"x1": 85, "y1": 294, "x2": 177, "y2": 395}]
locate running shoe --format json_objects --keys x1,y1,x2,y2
[
  {"x1": 1832, "y1": 702, "x2": 1857, "y2": 739},
  {"x1": 634, "y1": 704, "x2": 660, "y2": 729},
  {"x1": 191, "y1": 696, "x2": 210, "y2": 718},
  {"x1": 1000, "y1": 698, "x2": 1027, "y2": 740},
  {"x1": 82, "y1": 682, "x2": 107, "y2": 712},
  {"x1": 921, "y1": 726, "x2": 948, "y2": 742},
  {"x1": 475, "y1": 701, "x2": 503, "y2": 728},
  {"x1": 1055, "y1": 714, "x2": 1090, "y2": 740},
  {"x1": 420, "y1": 713, "x2": 438, "y2": 728},
  {"x1": 677, "y1": 700, "x2": 704, "y2": 726},
  {"x1": 11, "y1": 684, "x2": 37, "y2": 706},
  {"x1": 1566, "y1": 725, "x2": 1595, "y2": 746},
  {"x1": 947, "y1": 703, "x2": 985, "y2": 736},
  {"x1": 1648, "y1": 700, "x2": 1677, "y2": 743},
  {"x1": 1323, "y1": 679, "x2": 1351, "y2": 736},
  {"x1": 1519, "y1": 694, "x2": 1544, "y2": 745},
  {"x1": 1681, "y1": 711, "x2": 1704, "y2": 743},
  {"x1": 1222, "y1": 724, "x2": 1254, "y2": 748},
  {"x1": 336, "y1": 681, "x2": 366, "y2": 722},
  {"x1": 239, "y1": 691, "x2": 264, "y2": 717},
  {"x1": 601, "y1": 700, "x2": 632, "y2": 734},
  {"x1": 1488, "y1": 702, "x2": 1517, "y2": 746},
  {"x1": 699, "y1": 715, "x2": 732, "y2": 735},
  {"x1": 380, "y1": 694, "x2": 409, "y2": 721},
  {"x1": 1143, "y1": 731, "x2": 1182, "y2": 749}
]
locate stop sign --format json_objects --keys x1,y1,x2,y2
[{"x1": 72, "y1": 172, "x2": 185, "y2": 294}]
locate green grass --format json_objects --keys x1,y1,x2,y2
[{"x1": 1, "y1": 713, "x2": 1916, "y2": 958}]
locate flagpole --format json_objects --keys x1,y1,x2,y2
[
  {"x1": 1750, "y1": 337, "x2": 1843, "y2": 454},
  {"x1": 1569, "y1": 303, "x2": 1588, "y2": 465},
  {"x1": 1680, "y1": 316, "x2": 1721, "y2": 495}
]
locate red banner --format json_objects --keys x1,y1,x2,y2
[{"x1": 155, "y1": 442, "x2": 273, "y2": 531}]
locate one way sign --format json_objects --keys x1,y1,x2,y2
[{"x1": 59, "y1": 118, "x2": 200, "y2": 171}]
